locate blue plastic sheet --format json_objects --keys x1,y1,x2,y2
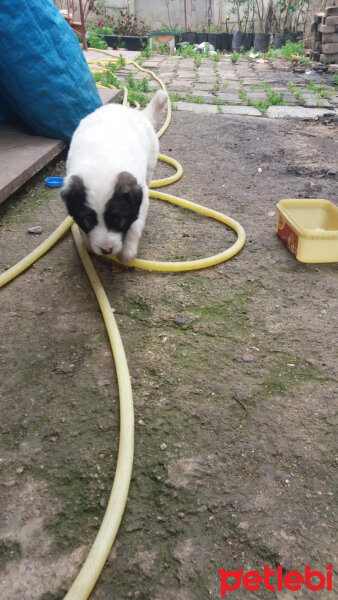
[{"x1": 0, "y1": 0, "x2": 102, "y2": 140}]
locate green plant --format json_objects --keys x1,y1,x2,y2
[
  {"x1": 171, "y1": 103, "x2": 178, "y2": 111},
  {"x1": 87, "y1": 34, "x2": 108, "y2": 49},
  {"x1": 262, "y1": 81, "x2": 285, "y2": 105},
  {"x1": 279, "y1": 40, "x2": 306, "y2": 61},
  {"x1": 185, "y1": 93, "x2": 193, "y2": 102},
  {"x1": 217, "y1": 105, "x2": 223, "y2": 114},
  {"x1": 194, "y1": 54, "x2": 202, "y2": 68},
  {"x1": 287, "y1": 81, "x2": 305, "y2": 103},
  {"x1": 239, "y1": 83, "x2": 283, "y2": 114},
  {"x1": 231, "y1": 51, "x2": 240, "y2": 63},
  {"x1": 333, "y1": 73, "x2": 338, "y2": 86},
  {"x1": 193, "y1": 96, "x2": 204, "y2": 103},
  {"x1": 169, "y1": 92, "x2": 182, "y2": 102},
  {"x1": 248, "y1": 98, "x2": 270, "y2": 112},
  {"x1": 265, "y1": 47, "x2": 280, "y2": 59},
  {"x1": 138, "y1": 45, "x2": 153, "y2": 60},
  {"x1": 176, "y1": 44, "x2": 198, "y2": 58},
  {"x1": 127, "y1": 72, "x2": 150, "y2": 93},
  {"x1": 307, "y1": 81, "x2": 332, "y2": 100},
  {"x1": 158, "y1": 42, "x2": 171, "y2": 54},
  {"x1": 212, "y1": 98, "x2": 224, "y2": 105}
]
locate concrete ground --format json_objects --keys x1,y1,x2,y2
[{"x1": 0, "y1": 48, "x2": 337, "y2": 600}]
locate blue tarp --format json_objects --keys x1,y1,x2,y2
[{"x1": 0, "y1": 0, "x2": 102, "y2": 140}]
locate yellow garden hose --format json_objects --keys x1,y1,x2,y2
[
  {"x1": 63, "y1": 224, "x2": 134, "y2": 600},
  {"x1": 0, "y1": 49, "x2": 246, "y2": 600}
]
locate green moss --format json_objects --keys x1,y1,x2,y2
[
  {"x1": 0, "y1": 189, "x2": 51, "y2": 227},
  {"x1": 261, "y1": 355, "x2": 327, "y2": 397}
]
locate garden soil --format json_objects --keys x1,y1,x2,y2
[{"x1": 0, "y1": 112, "x2": 337, "y2": 599}]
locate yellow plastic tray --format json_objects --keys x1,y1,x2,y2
[{"x1": 277, "y1": 198, "x2": 338, "y2": 263}]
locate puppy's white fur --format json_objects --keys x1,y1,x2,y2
[{"x1": 63, "y1": 90, "x2": 168, "y2": 262}]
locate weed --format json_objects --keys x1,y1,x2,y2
[
  {"x1": 94, "y1": 63, "x2": 151, "y2": 106},
  {"x1": 169, "y1": 92, "x2": 182, "y2": 102},
  {"x1": 127, "y1": 72, "x2": 151, "y2": 93},
  {"x1": 87, "y1": 34, "x2": 108, "y2": 50},
  {"x1": 185, "y1": 93, "x2": 193, "y2": 102},
  {"x1": 231, "y1": 52, "x2": 240, "y2": 63},
  {"x1": 158, "y1": 42, "x2": 170, "y2": 54},
  {"x1": 212, "y1": 98, "x2": 224, "y2": 105},
  {"x1": 193, "y1": 96, "x2": 204, "y2": 103},
  {"x1": 217, "y1": 105, "x2": 223, "y2": 114},
  {"x1": 262, "y1": 82, "x2": 285, "y2": 105},
  {"x1": 333, "y1": 74, "x2": 338, "y2": 86},
  {"x1": 212, "y1": 51, "x2": 221, "y2": 63},
  {"x1": 307, "y1": 81, "x2": 332, "y2": 101},
  {"x1": 194, "y1": 54, "x2": 202, "y2": 68},
  {"x1": 171, "y1": 103, "x2": 178, "y2": 111},
  {"x1": 239, "y1": 86, "x2": 274, "y2": 113},
  {"x1": 138, "y1": 45, "x2": 152, "y2": 59},
  {"x1": 287, "y1": 81, "x2": 305, "y2": 104},
  {"x1": 176, "y1": 44, "x2": 198, "y2": 58},
  {"x1": 248, "y1": 98, "x2": 270, "y2": 113},
  {"x1": 265, "y1": 48, "x2": 280, "y2": 59},
  {"x1": 238, "y1": 90, "x2": 247, "y2": 102}
]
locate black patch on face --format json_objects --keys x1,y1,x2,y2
[
  {"x1": 61, "y1": 175, "x2": 98, "y2": 234},
  {"x1": 104, "y1": 172, "x2": 143, "y2": 234}
]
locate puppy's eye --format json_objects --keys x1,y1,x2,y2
[{"x1": 78, "y1": 209, "x2": 98, "y2": 233}]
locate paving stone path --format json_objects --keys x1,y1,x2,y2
[{"x1": 115, "y1": 51, "x2": 338, "y2": 119}]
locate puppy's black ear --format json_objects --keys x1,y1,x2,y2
[
  {"x1": 115, "y1": 171, "x2": 143, "y2": 212},
  {"x1": 104, "y1": 172, "x2": 143, "y2": 233},
  {"x1": 61, "y1": 175, "x2": 86, "y2": 213},
  {"x1": 61, "y1": 175, "x2": 98, "y2": 233}
]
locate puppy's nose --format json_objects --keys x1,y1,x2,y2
[{"x1": 100, "y1": 247, "x2": 113, "y2": 255}]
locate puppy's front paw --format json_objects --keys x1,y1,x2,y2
[{"x1": 116, "y1": 247, "x2": 137, "y2": 265}]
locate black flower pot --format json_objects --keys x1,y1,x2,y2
[
  {"x1": 181, "y1": 31, "x2": 197, "y2": 44},
  {"x1": 286, "y1": 31, "x2": 302, "y2": 43},
  {"x1": 103, "y1": 34, "x2": 148, "y2": 50},
  {"x1": 253, "y1": 32, "x2": 270, "y2": 53},
  {"x1": 195, "y1": 32, "x2": 207, "y2": 44},
  {"x1": 245, "y1": 33, "x2": 254, "y2": 50},
  {"x1": 232, "y1": 31, "x2": 252, "y2": 52},
  {"x1": 175, "y1": 33, "x2": 183, "y2": 45},
  {"x1": 207, "y1": 32, "x2": 222, "y2": 50},
  {"x1": 232, "y1": 31, "x2": 245, "y2": 52},
  {"x1": 221, "y1": 33, "x2": 233, "y2": 51},
  {"x1": 273, "y1": 32, "x2": 285, "y2": 49}
]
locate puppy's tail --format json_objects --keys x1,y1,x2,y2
[{"x1": 143, "y1": 89, "x2": 169, "y2": 132}]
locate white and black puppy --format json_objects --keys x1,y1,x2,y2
[{"x1": 61, "y1": 89, "x2": 168, "y2": 263}]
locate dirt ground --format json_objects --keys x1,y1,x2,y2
[{"x1": 0, "y1": 111, "x2": 337, "y2": 600}]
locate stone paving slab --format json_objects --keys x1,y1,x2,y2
[
  {"x1": 266, "y1": 105, "x2": 337, "y2": 119},
  {"x1": 176, "y1": 101, "x2": 261, "y2": 116}
]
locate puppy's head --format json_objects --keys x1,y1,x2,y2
[{"x1": 61, "y1": 172, "x2": 142, "y2": 256}]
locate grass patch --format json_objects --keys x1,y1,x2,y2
[
  {"x1": 231, "y1": 51, "x2": 240, "y2": 63},
  {"x1": 287, "y1": 81, "x2": 305, "y2": 104},
  {"x1": 169, "y1": 92, "x2": 182, "y2": 102}
]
